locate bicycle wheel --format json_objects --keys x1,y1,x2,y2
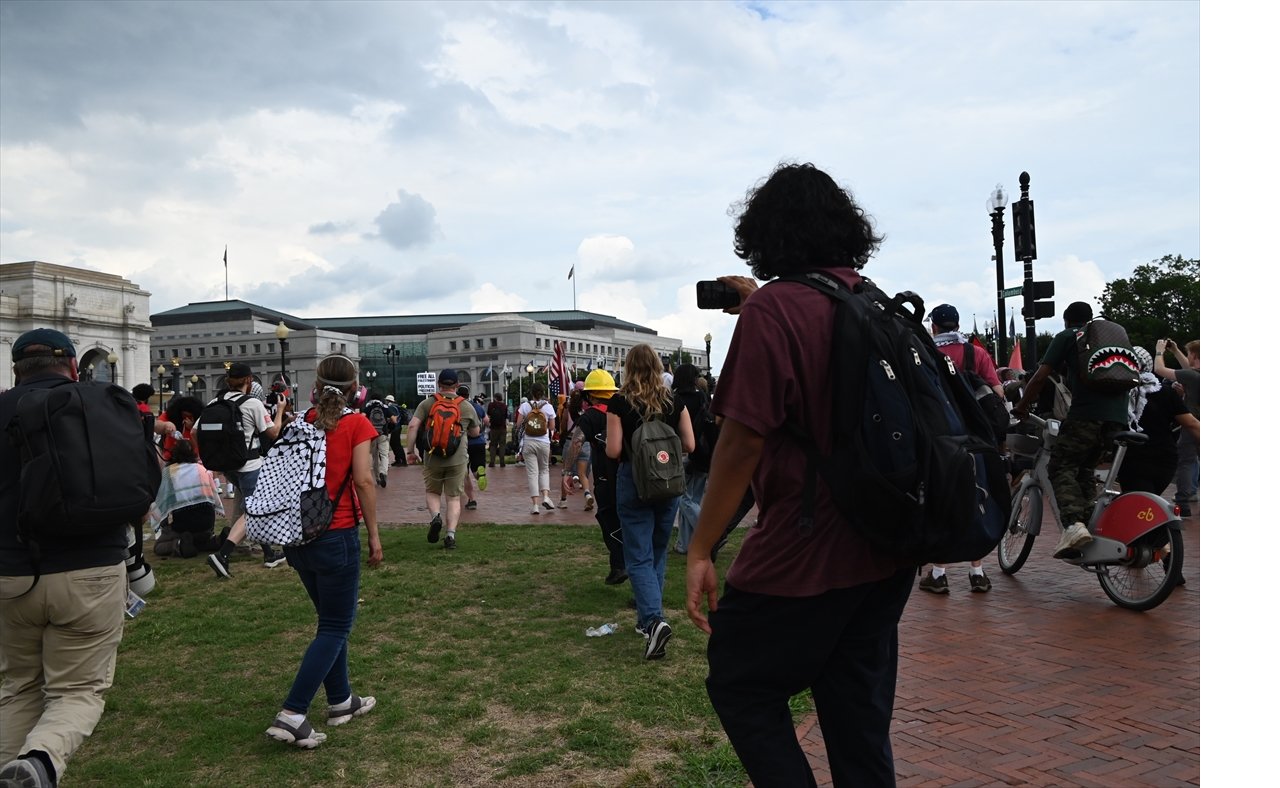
[
  {"x1": 1097, "y1": 525, "x2": 1184, "y2": 611},
  {"x1": 998, "y1": 486, "x2": 1040, "y2": 574}
]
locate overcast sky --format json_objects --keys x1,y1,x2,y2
[{"x1": 0, "y1": 0, "x2": 1198, "y2": 366}]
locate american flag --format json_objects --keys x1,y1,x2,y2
[{"x1": 547, "y1": 340, "x2": 569, "y2": 399}]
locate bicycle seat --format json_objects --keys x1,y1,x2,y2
[{"x1": 1113, "y1": 430, "x2": 1149, "y2": 447}]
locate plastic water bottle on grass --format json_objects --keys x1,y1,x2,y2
[{"x1": 585, "y1": 622, "x2": 618, "y2": 637}]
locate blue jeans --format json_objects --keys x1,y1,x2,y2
[
  {"x1": 616, "y1": 461, "x2": 678, "y2": 630},
  {"x1": 281, "y1": 527, "x2": 361, "y2": 713},
  {"x1": 675, "y1": 470, "x2": 708, "y2": 553}
]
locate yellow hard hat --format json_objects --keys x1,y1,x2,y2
[{"x1": 583, "y1": 369, "x2": 618, "y2": 394}]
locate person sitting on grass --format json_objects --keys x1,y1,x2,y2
[{"x1": 148, "y1": 439, "x2": 224, "y2": 559}]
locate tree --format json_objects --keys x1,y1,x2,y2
[{"x1": 1097, "y1": 254, "x2": 1200, "y2": 352}]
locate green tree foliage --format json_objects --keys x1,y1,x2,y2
[{"x1": 1098, "y1": 254, "x2": 1200, "y2": 352}]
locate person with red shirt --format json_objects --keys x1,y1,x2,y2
[
  {"x1": 685, "y1": 163, "x2": 913, "y2": 786},
  {"x1": 265, "y1": 355, "x2": 383, "y2": 749}
]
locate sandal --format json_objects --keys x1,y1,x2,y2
[
  {"x1": 266, "y1": 714, "x2": 328, "y2": 748},
  {"x1": 327, "y1": 694, "x2": 377, "y2": 727}
]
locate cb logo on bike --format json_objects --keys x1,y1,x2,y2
[{"x1": 1137, "y1": 507, "x2": 1155, "y2": 522}]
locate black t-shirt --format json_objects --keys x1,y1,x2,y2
[
  {"x1": 674, "y1": 388, "x2": 711, "y2": 472},
  {"x1": 575, "y1": 404, "x2": 616, "y2": 509},
  {"x1": 607, "y1": 393, "x2": 686, "y2": 462},
  {"x1": 487, "y1": 401, "x2": 509, "y2": 428},
  {"x1": 1128, "y1": 383, "x2": 1190, "y2": 463}
]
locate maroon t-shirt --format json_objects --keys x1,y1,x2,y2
[{"x1": 714, "y1": 267, "x2": 899, "y2": 597}]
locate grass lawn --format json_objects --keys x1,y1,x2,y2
[{"x1": 65, "y1": 523, "x2": 764, "y2": 787}]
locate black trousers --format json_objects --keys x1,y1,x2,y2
[
  {"x1": 706, "y1": 569, "x2": 914, "y2": 787},
  {"x1": 390, "y1": 426, "x2": 406, "y2": 465},
  {"x1": 593, "y1": 503, "x2": 625, "y2": 572}
]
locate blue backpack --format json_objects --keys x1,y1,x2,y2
[{"x1": 779, "y1": 273, "x2": 1011, "y2": 565}]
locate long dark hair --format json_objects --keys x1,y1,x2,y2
[{"x1": 731, "y1": 162, "x2": 883, "y2": 280}]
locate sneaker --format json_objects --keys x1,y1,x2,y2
[
  {"x1": 266, "y1": 714, "x2": 327, "y2": 748},
  {"x1": 584, "y1": 493, "x2": 595, "y2": 512},
  {"x1": 444, "y1": 534, "x2": 457, "y2": 550},
  {"x1": 465, "y1": 500, "x2": 478, "y2": 510},
  {"x1": 918, "y1": 573, "x2": 949, "y2": 594},
  {"x1": 378, "y1": 473, "x2": 387, "y2": 488},
  {"x1": 0, "y1": 756, "x2": 53, "y2": 788},
  {"x1": 541, "y1": 497, "x2": 555, "y2": 511},
  {"x1": 605, "y1": 567, "x2": 629, "y2": 585},
  {"x1": 558, "y1": 497, "x2": 568, "y2": 509},
  {"x1": 1053, "y1": 522, "x2": 1094, "y2": 559},
  {"x1": 531, "y1": 506, "x2": 540, "y2": 516},
  {"x1": 428, "y1": 513, "x2": 443, "y2": 543},
  {"x1": 1176, "y1": 501, "x2": 1194, "y2": 518},
  {"x1": 477, "y1": 466, "x2": 488, "y2": 491},
  {"x1": 327, "y1": 694, "x2": 377, "y2": 727},
  {"x1": 177, "y1": 530, "x2": 197, "y2": 559},
  {"x1": 207, "y1": 552, "x2": 231, "y2": 579},
  {"x1": 263, "y1": 545, "x2": 287, "y2": 569},
  {"x1": 644, "y1": 620, "x2": 672, "y2": 660},
  {"x1": 968, "y1": 572, "x2": 992, "y2": 593}
]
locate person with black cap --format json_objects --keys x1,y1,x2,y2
[
  {"x1": 405, "y1": 369, "x2": 481, "y2": 549},
  {"x1": 918, "y1": 303, "x2": 1003, "y2": 594},
  {"x1": 0, "y1": 330, "x2": 130, "y2": 787},
  {"x1": 194, "y1": 361, "x2": 288, "y2": 576},
  {"x1": 1013, "y1": 301, "x2": 1129, "y2": 560}
]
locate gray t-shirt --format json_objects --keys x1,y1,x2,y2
[{"x1": 1174, "y1": 368, "x2": 1200, "y2": 419}]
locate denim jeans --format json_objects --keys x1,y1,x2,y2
[
  {"x1": 281, "y1": 527, "x2": 361, "y2": 713},
  {"x1": 615, "y1": 461, "x2": 678, "y2": 630},
  {"x1": 675, "y1": 469, "x2": 708, "y2": 553}
]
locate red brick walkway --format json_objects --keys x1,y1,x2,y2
[{"x1": 377, "y1": 461, "x2": 1200, "y2": 786}]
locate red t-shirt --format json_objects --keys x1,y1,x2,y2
[
  {"x1": 713, "y1": 268, "x2": 900, "y2": 597},
  {"x1": 305, "y1": 410, "x2": 379, "y2": 530},
  {"x1": 935, "y1": 338, "x2": 1001, "y2": 389}
]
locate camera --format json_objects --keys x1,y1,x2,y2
[{"x1": 696, "y1": 280, "x2": 740, "y2": 310}]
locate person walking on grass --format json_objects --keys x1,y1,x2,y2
[
  {"x1": 516, "y1": 383, "x2": 557, "y2": 516},
  {"x1": 606, "y1": 344, "x2": 695, "y2": 660},
  {"x1": 564, "y1": 369, "x2": 628, "y2": 585},
  {"x1": 266, "y1": 354, "x2": 383, "y2": 748},
  {"x1": 405, "y1": 370, "x2": 481, "y2": 550}
]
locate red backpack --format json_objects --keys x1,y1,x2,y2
[{"x1": 419, "y1": 394, "x2": 464, "y2": 457}]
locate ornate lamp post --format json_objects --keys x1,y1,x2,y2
[
  {"x1": 275, "y1": 321, "x2": 289, "y2": 385},
  {"x1": 156, "y1": 365, "x2": 168, "y2": 409},
  {"x1": 170, "y1": 357, "x2": 181, "y2": 402},
  {"x1": 704, "y1": 333, "x2": 712, "y2": 377},
  {"x1": 383, "y1": 344, "x2": 400, "y2": 403},
  {"x1": 987, "y1": 184, "x2": 1010, "y2": 365},
  {"x1": 526, "y1": 361, "x2": 535, "y2": 394},
  {"x1": 364, "y1": 369, "x2": 377, "y2": 395},
  {"x1": 504, "y1": 366, "x2": 513, "y2": 406},
  {"x1": 187, "y1": 375, "x2": 200, "y2": 395},
  {"x1": 107, "y1": 351, "x2": 119, "y2": 385}
]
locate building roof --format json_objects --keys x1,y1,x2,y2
[{"x1": 150, "y1": 299, "x2": 656, "y2": 336}]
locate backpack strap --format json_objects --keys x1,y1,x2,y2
[{"x1": 962, "y1": 341, "x2": 975, "y2": 373}]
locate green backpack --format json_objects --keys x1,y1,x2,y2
[{"x1": 629, "y1": 413, "x2": 685, "y2": 503}]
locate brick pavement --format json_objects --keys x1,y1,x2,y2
[{"x1": 376, "y1": 460, "x2": 1199, "y2": 786}]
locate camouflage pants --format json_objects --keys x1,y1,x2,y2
[{"x1": 1048, "y1": 418, "x2": 1123, "y2": 526}]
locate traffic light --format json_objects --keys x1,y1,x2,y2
[{"x1": 1022, "y1": 280, "x2": 1055, "y2": 320}]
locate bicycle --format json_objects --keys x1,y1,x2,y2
[{"x1": 998, "y1": 413, "x2": 1184, "y2": 611}]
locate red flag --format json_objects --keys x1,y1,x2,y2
[{"x1": 1008, "y1": 340, "x2": 1023, "y2": 370}]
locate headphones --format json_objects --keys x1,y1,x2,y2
[{"x1": 310, "y1": 355, "x2": 365, "y2": 407}]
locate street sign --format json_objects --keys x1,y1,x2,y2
[
  {"x1": 1000, "y1": 286, "x2": 1023, "y2": 298},
  {"x1": 416, "y1": 371, "x2": 437, "y2": 396}
]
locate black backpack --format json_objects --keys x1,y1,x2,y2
[
  {"x1": 779, "y1": 273, "x2": 1011, "y2": 565},
  {"x1": 959, "y1": 343, "x2": 1011, "y2": 441},
  {"x1": 1075, "y1": 318, "x2": 1141, "y2": 394},
  {"x1": 8, "y1": 380, "x2": 161, "y2": 566},
  {"x1": 197, "y1": 391, "x2": 257, "y2": 472},
  {"x1": 364, "y1": 401, "x2": 387, "y2": 434}
]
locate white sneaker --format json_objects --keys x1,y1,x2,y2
[
  {"x1": 1053, "y1": 522, "x2": 1093, "y2": 559},
  {"x1": 531, "y1": 506, "x2": 540, "y2": 515},
  {"x1": 541, "y1": 497, "x2": 555, "y2": 511}
]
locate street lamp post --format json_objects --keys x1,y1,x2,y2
[
  {"x1": 170, "y1": 357, "x2": 181, "y2": 402},
  {"x1": 1011, "y1": 171, "x2": 1042, "y2": 369},
  {"x1": 365, "y1": 369, "x2": 377, "y2": 395},
  {"x1": 188, "y1": 375, "x2": 200, "y2": 395},
  {"x1": 156, "y1": 365, "x2": 168, "y2": 409},
  {"x1": 504, "y1": 369, "x2": 513, "y2": 408},
  {"x1": 526, "y1": 361, "x2": 535, "y2": 396},
  {"x1": 275, "y1": 321, "x2": 289, "y2": 387},
  {"x1": 107, "y1": 351, "x2": 119, "y2": 385},
  {"x1": 987, "y1": 184, "x2": 1010, "y2": 366},
  {"x1": 383, "y1": 344, "x2": 400, "y2": 404},
  {"x1": 704, "y1": 333, "x2": 712, "y2": 377}
]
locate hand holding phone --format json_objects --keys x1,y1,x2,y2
[{"x1": 697, "y1": 280, "x2": 742, "y2": 310}]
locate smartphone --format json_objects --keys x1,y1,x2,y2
[{"x1": 696, "y1": 280, "x2": 741, "y2": 310}]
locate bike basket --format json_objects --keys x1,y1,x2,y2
[{"x1": 1006, "y1": 433, "x2": 1042, "y2": 458}]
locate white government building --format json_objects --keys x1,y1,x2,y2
[{"x1": 2, "y1": 261, "x2": 710, "y2": 404}]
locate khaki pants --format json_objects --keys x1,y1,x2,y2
[
  {"x1": 0, "y1": 563, "x2": 126, "y2": 782},
  {"x1": 371, "y1": 434, "x2": 391, "y2": 477}
]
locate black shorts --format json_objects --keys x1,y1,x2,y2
[{"x1": 468, "y1": 443, "x2": 486, "y2": 473}]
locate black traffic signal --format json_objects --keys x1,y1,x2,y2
[{"x1": 1022, "y1": 280, "x2": 1055, "y2": 320}]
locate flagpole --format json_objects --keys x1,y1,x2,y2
[{"x1": 223, "y1": 245, "x2": 229, "y2": 301}]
